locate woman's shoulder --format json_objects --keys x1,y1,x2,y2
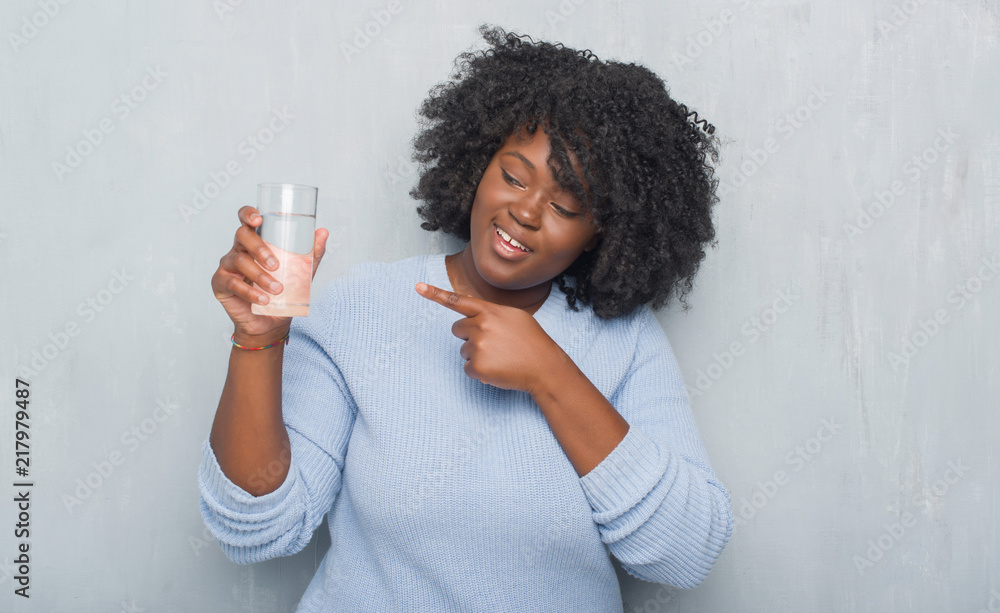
[{"x1": 587, "y1": 300, "x2": 676, "y2": 366}]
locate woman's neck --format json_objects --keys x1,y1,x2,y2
[{"x1": 445, "y1": 251, "x2": 551, "y2": 315}]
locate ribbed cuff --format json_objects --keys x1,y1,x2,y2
[
  {"x1": 198, "y1": 437, "x2": 296, "y2": 517},
  {"x1": 578, "y1": 425, "x2": 665, "y2": 524}
]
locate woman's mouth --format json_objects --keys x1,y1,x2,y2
[{"x1": 492, "y1": 224, "x2": 532, "y2": 260}]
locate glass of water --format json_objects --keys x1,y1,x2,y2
[{"x1": 250, "y1": 183, "x2": 318, "y2": 317}]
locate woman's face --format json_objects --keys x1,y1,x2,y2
[{"x1": 462, "y1": 124, "x2": 602, "y2": 300}]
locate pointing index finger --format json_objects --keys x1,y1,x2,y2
[{"x1": 415, "y1": 282, "x2": 483, "y2": 317}]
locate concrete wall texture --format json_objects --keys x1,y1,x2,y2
[{"x1": 1, "y1": 1, "x2": 998, "y2": 611}]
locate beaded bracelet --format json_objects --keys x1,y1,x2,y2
[{"x1": 230, "y1": 331, "x2": 289, "y2": 351}]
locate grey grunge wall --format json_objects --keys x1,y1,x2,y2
[{"x1": 1, "y1": 1, "x2": 998, "y2": 611}]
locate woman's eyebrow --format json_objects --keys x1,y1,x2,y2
[{"x1": 502, "y1": 151, "x2": 534, "y2": 170}]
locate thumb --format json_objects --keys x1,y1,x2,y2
[{"x1": 311, "y1": 227, "x2": 329, "y2": 279}]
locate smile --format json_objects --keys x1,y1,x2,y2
[
  {"x1": 495, "y1": 225, "x2": 530, "y2": 252},
  {"x1": 492, "y1": 224, "x2": 532, "y2": 260}
]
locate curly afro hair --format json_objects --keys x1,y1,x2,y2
[{"x1": 410, "y1": 24, "x2": 720, "y2": 320}]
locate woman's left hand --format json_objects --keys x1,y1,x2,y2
[{"x1": 415, "y1": 282, "x2": 565, "y2": 394}]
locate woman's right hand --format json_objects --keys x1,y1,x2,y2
[{"x1": 211, "y1": 205, "x2": 329, "y2": 343}]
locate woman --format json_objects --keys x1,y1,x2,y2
[{"x1": 200, "y1": 24, "x2": 733, "y2": 612}]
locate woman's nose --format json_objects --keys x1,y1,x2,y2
[{"x1": 508, "y1": 190, "x2": 545, "y2": 228}]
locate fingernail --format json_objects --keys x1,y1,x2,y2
[
  {"x1": 270, "y1": 281, "x2": 281, "y2": 292},
  {"x1": 267, "y1": 257, "x2": 278, "y2": 269},
  {"x1": 416, "y1": 283, "x2": 426, "y2": 292}
]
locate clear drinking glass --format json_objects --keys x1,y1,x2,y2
[{"x1": 250, "y1": 183, "x2": 318, "y2": 317}]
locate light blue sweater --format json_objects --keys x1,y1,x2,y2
[{"x1": 199, "y1": 252, "x2": 733, "y2": 612}]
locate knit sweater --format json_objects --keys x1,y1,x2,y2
[{"x1": 198, "y1": 252, "x2": 733, "y2": 612}]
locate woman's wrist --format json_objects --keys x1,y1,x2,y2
[{"x1": 232, "y1": 326, "x2": 291, "y2": 350}]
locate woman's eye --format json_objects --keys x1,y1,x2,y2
[
  {"x1": 501, "y1": 167, "x2": 578, "y2": 217},
  {"x1": 501, "y1": 169, "x2": 523, "y2": 188}
]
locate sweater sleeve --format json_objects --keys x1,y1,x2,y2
[
  {"x1": 577, "y1": 307, "x2": 733, "y2": 588},
  {"x1": 198, "y1": 282, "x2": 358, "y2": 565}
]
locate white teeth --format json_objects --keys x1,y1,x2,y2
[{"x1": 496, "y1": 226, "x2": 529, "y2": 252}]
